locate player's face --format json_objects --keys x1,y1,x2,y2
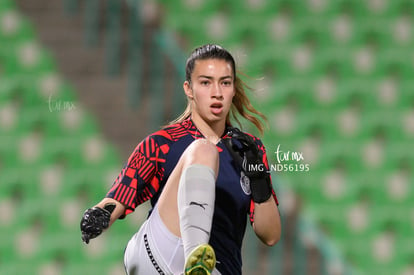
[{"x1": 184, "y1": 58, "x2": 235, "y2": 125}]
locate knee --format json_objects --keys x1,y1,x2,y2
[
  {"x1": 189, "y1": 139, "x2": 219, "y2": 161},
  {"x1": 183, "y1": 139, "x2": 219, "y2": 173}
]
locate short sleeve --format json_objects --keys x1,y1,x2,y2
[{"x1": 106, "y1": 134, "x2": 167, "y2": 217}]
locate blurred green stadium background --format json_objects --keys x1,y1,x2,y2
[{"x1": 1, "y1": 0, "x2": 413, "y2": 274}]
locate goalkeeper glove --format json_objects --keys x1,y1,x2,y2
[
  {"x1": 80, "y1": 203, "x2": 115, "y2": 244},
  {"x1": 222, "y1": 127, "x2": 272, "y2": 203}
]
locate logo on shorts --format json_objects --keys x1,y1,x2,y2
[{"x1": 240, "y1": 171, "x2": 251, "y2": 195}]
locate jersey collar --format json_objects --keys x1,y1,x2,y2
[{"x1": 182, "y1": 118, "x2": 233, "y2": 140}]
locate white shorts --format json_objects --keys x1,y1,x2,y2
[{"x1": 124, "y1": 206, "x2": 221, "y2": 275}]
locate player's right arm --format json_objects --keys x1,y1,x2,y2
[
  {"x1": 94, "y1": 198, "x2": 126, "y2": 227},
  {"x1": 80, "y1": 131, "x2": 171, "y2": 244}
]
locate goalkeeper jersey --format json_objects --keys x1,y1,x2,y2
[{"x1": 106, "y1": 118, "x2": 278, "y2": 274}]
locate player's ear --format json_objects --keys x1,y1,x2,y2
[{"x1": 184, "y1": 81, "x2": 193, "y2": 99}]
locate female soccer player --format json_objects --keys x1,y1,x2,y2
[{"x1": 80, "y1": 44, "x2": 281, "y2": 275}]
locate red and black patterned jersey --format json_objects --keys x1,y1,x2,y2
[{"x1": 106, "y1": 118, "x2": 278, "y2": 274}]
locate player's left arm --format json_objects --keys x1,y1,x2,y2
[
  {"x1": 250, "y1": 144, "x2": 281, "y2": 246},
  {"x1": 252, "y1": 195, "x2": 281, "y2": 246},
  {"x1": 223, "y1": 129, "x2": 281, "y2": 246}
]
